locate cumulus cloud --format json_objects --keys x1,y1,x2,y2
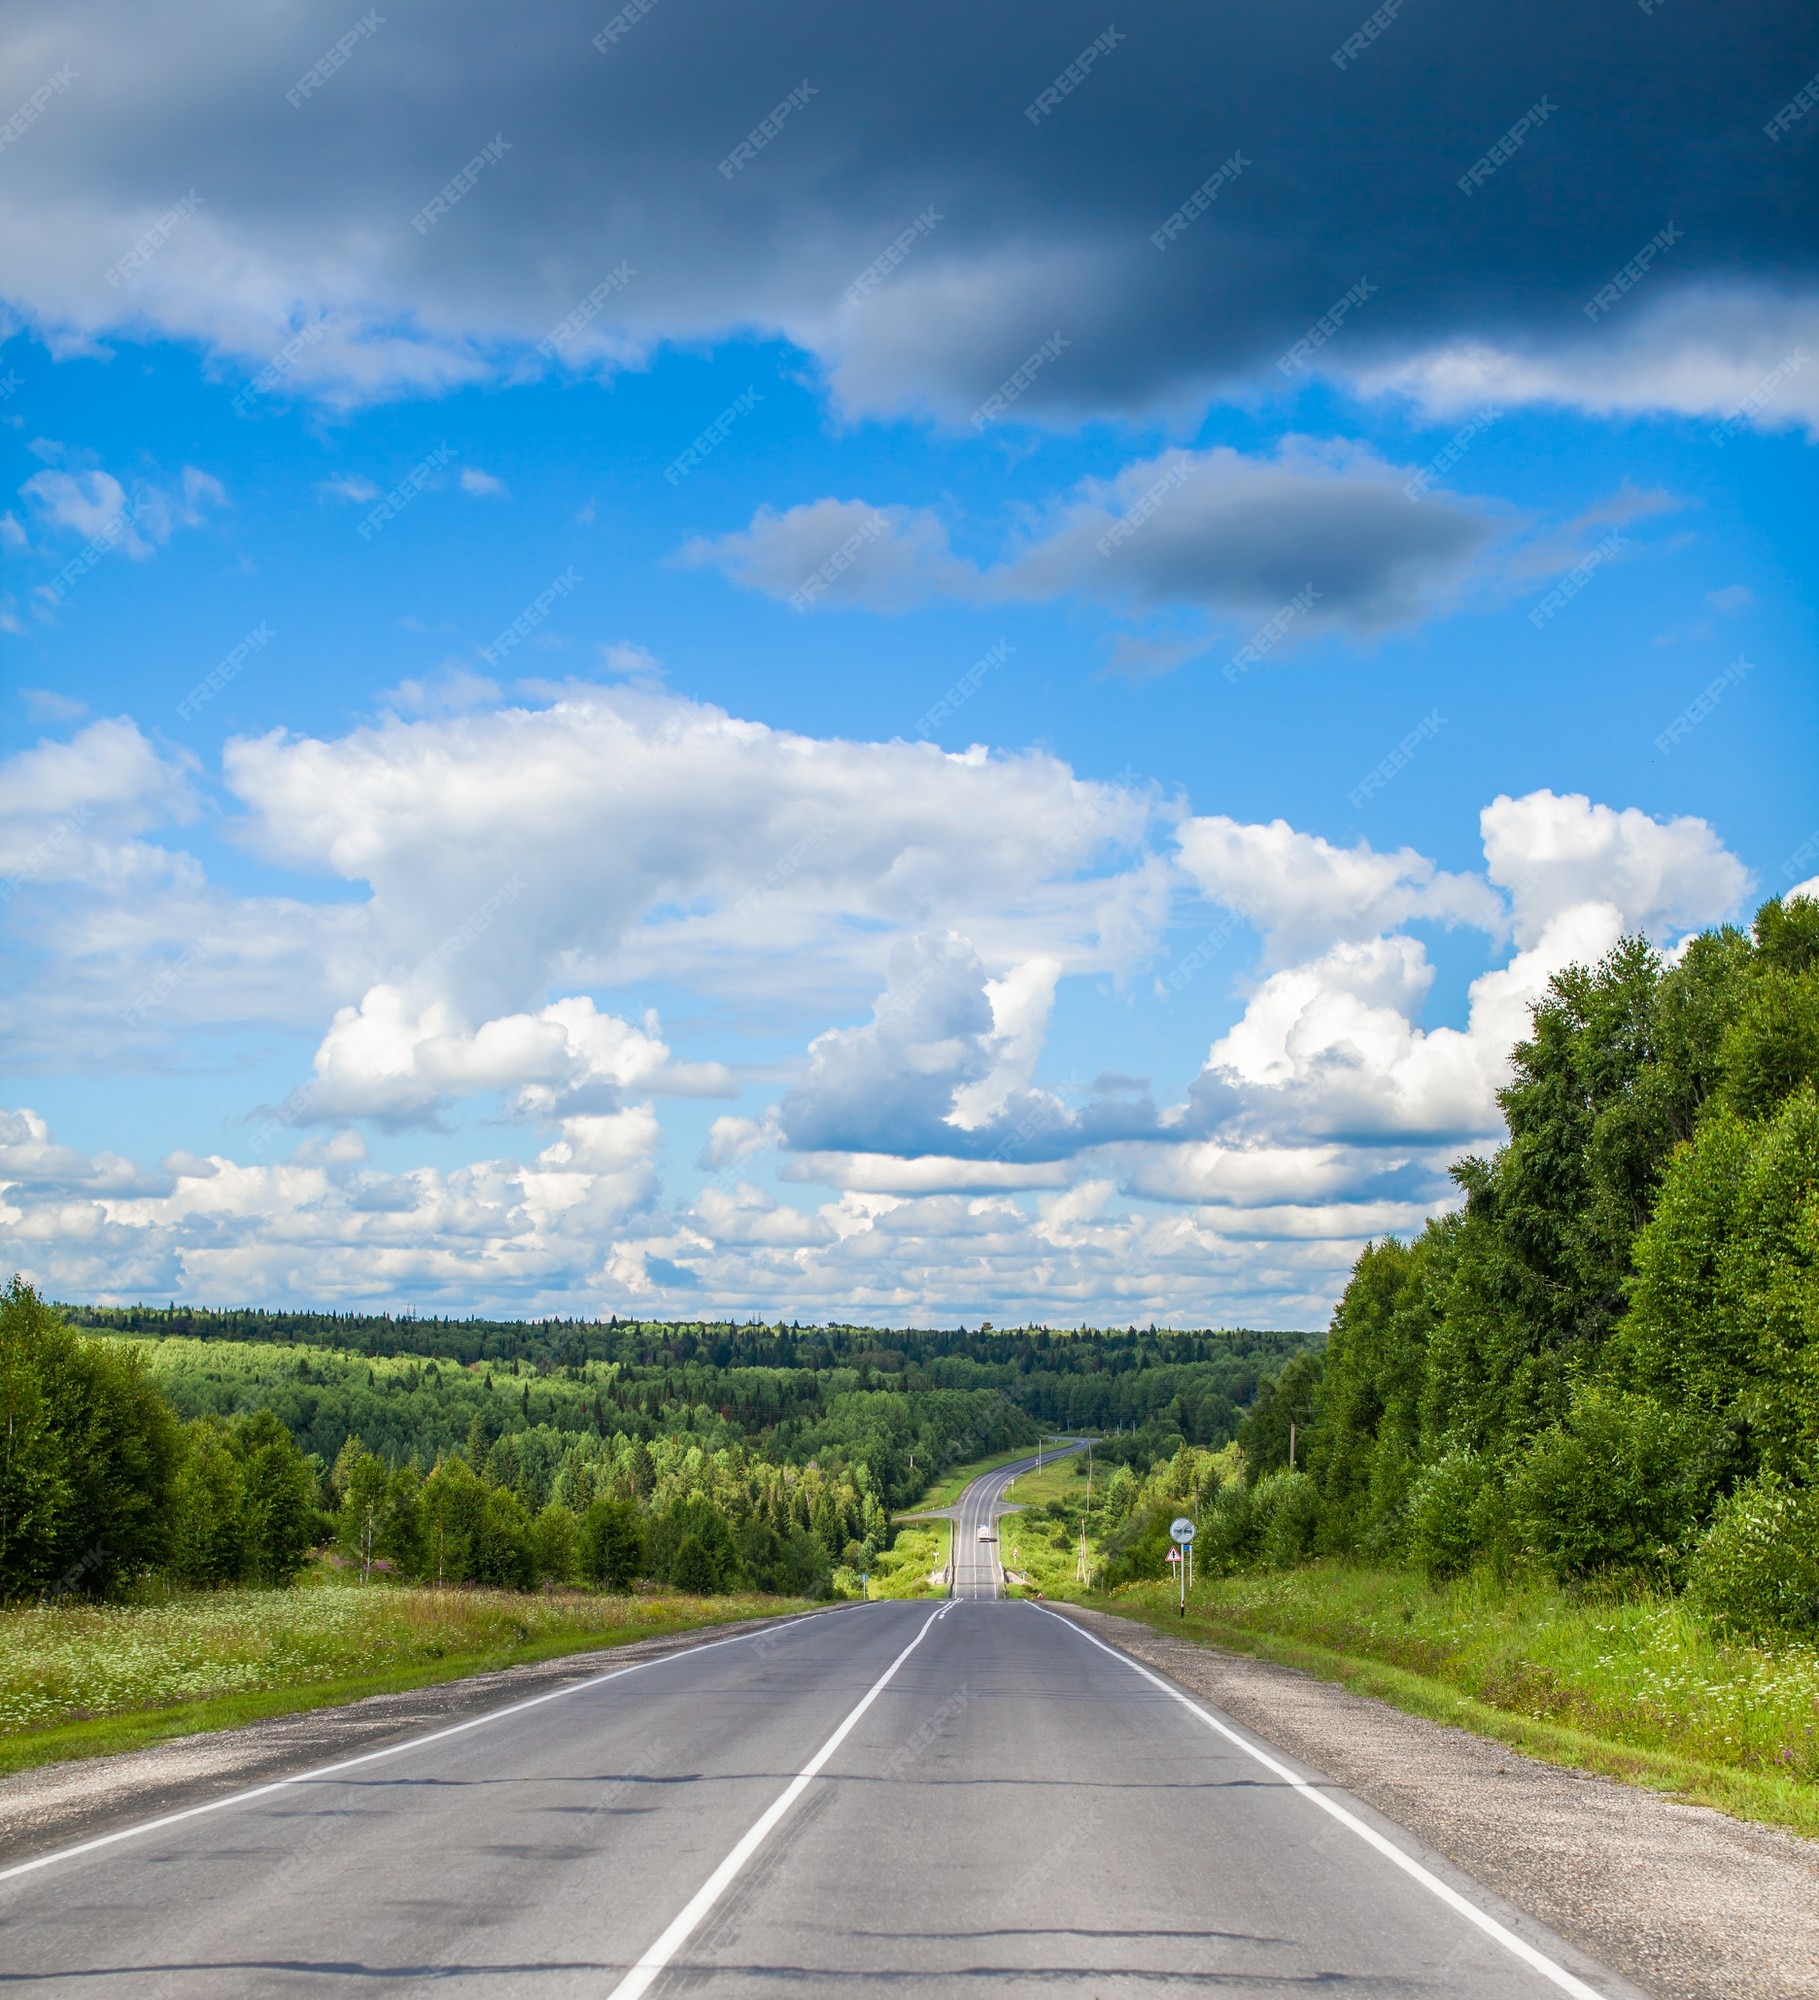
[
  {"x1": 1174, "y1": 930, "x2": 1537, "y2": 1147},
  {"x1": 1481, "y1": 790, "x2": 1751, "y2": 948},
  {"x1": 0, "y1": 716, "x2": 200, "y2": 895},
  {"x1": 1175, "y1": 816, "x2": 1504, "y2": 963},
  {"x1": 221, "y1": 684, "x2": 1159, "y2": 1023},
  {"x1": 0, "y1": 684, "x2": 1165, "y2": 1072},
  {"x1": 0, "y1": 1098, "x2": 1358, "y2": 1324},
  {"x1": 0, "y1": 1103, "x2": 662, "y2": 1305},
  {"x1": 1170, "y1": 794, "x2": 1752, "y2": 1151},
  {"x1": 779, "y1": 932, "x2": 1154, "y2": 1163},
  {"x1": 0, "y1": 685, "x2": 1765, "y2": 1323},
  {"x1": 295, "y1": 987, "x2": 735, "y2": 1128}
]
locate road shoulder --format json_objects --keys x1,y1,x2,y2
[
  {"x1": 0, "y1": 1607, "x2": 827, "y2": 1873},
  {"x1": 1048, "y1": 1602, "x2": 1819, "y2": 2000}
]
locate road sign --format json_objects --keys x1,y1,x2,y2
[
  {"x1": 1169, "y1": 1516, "x2": 1196, "y2": 1545},
  {"x1": 1165, "y1": 1546, "x2": 1182, "y2": 1564}
]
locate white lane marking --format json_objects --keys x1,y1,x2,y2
[
  {"x1": 0, "y1": 1610, "x2": 844, "y2": 1890},
  {"x1": 1035, "y1": 1608, "x2": 1606, "y2": 2000},
  {"x1": 610, "y1": 1603, "x2": 946, "y2": 1999}
]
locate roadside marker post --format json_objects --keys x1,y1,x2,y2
[{"x1": 1169, "y1": 1515, "x2": 1195, "y2": 1617}]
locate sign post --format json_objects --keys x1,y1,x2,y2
[{"x1": 1169, "y1": 1516, "x2": 1196, "y2": 1617}]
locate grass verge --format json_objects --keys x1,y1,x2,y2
[
  {"x1": 0, "y1": 1582, "x2": 806, "y2": 1779},
  {"x1": 997, "y1": 1454, "x2": 1095, "y2": 1596},
  {"x1": 899, "y1": 1444, "x2": 1042, "y2": 1515},
  {"x1": 1086, "y1": 1565, "x2": 1819, "y2": 1839},
  {"x1": 868, "y1": 1521, "x2": 948, "y2": 1599}
]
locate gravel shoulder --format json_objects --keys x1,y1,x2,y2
[
  {"x1": 1055, "y1": 1602, "x2": 1819, "y2": 2000},
  {"x1": 0, "y1": 1607, "x2": 824, "y2": 1872}
]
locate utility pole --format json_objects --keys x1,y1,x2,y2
[
  {"x1": 1289, "y1": 1420, "x2": 1297, "y2": 1471},
  {"x1": 1076, "y1": 1436, "x2": 1094, "y2": 1584}
]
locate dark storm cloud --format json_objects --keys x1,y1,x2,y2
[
  {"x1": 0, "y1": 0, "x2": 1813, "y2": 414},
  {"x1": 682, "y1": 442, "x2": 1499, "y2": 629}
]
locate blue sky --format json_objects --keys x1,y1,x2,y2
[{"x1": 1, "y1": 0, "x2": 1815, "y2": 1322}]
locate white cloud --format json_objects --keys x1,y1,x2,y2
[
  {"x1": 19, "y1": 460, "x2": 226, "y2": 565},
  {"x1": 1169, "y1": 793, "x2": 1750, "y2": 1152},
  {"x1": 19, "y1": 687, "x2": 88, "y2": 723},
  {"x1": 378, "y1": 665, "x2": 501, "y2": 716},
  {"x1": 1480, "y1": 790, "x2": 1751, "y2": 949},
  {"x1": 0, "y1": 716, "x2": 199, "y2": 892},
  {"x1": 1175, "y1": 816, "x2": 1503, "y2": 963},
  {"x1": 779, "y1": 933, "x2": 1154, "y2": 1163},
  {"x1": 679, "y1": 499, "x2": 971, "y2": 612},
  {"x1": 297, "y1": 986, "x2": 734, "y2": 1127},
  {"x1": 0, "y1": 690, "x2": 1763, "y2": 1324},
  {"x1": 779, "y1": 1152, "x2": 1074, "y2": 1194},
  {"x1": 1354, "y1": 287, "x2": 1819, "y2": 439},
  {"x1": 221, "y1": 684, "x2": 1158, "y2": 1023},
  {"x1": 459, "y1": 467, "x2": 506, "y2": 496},
  {"x1": 21, "y1": 468, "x2": 139, "y2": 547},
  {"x1": 0, "y1": 1099, "x2": 1365, "y2": 1324}
]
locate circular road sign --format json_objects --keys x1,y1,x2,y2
[{"x1": 1169, "y1": 1516, "x2": 1196, "y2": 1545}]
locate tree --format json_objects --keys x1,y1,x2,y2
[
  {"x1": 422, "y1": 1457, "x2": 488, "y2": 1585},
  {"x1": 670, "y1": 1534, "x2": 719, "y2": 1594},
  {"x1": 472, "y1": 1486, "x2": 534, "y2": 1589},
  {"x1": 528, "y1": 1502, "x2": 578, "y2": 1586},
  {"x1": 334, "y1": 1439, "x2": 389, "y2": 1582},
  {"x1": 579, "y1": 1497, "x2": 644, "y2": 1590},
  {"x1": 233, "y1": 1410, "x2": 321, "y2": 1585},
  {"x1": 1236, "y1": 1350, "x2": 1323, "y2": 1480},
  {"x1": 0, "y1": 1281, "x2": 181, "y2": 1601}
]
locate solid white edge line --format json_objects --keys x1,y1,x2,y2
[
  {"x1": 1033, "y1": 1605, "x2": 1609, "y2": 2000},
  {"x1": 0, "y1": 1607, "x2": 844, "y2": 1890},
  {"x1": 609, "y1": 1601, "x2": 947, "y2": 2000}
]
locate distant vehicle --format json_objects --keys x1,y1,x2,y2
[{"x1": 977, "y1": 1525, "x2": 995, "y2": 1542}]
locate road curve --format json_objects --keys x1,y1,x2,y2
[{"x1": 0, "y1": 1463, "x2": 1633, "y2": 1997}]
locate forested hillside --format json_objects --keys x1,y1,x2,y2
[
  {"x1": 1207, "y1": 893, "x2": 1819, "y2": 1636},
  {"x1": 3, "y1": 1289, "x2": 1315, "y2": 1606},
  {"x1": 62, "y1": 1309, "x2": 1303, "y2": 1452}
]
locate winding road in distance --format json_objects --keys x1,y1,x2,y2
[
  {"x1": 0, "y1": 1454, "x2": 1629, "y2": 1997},
  {"x1": 945, "y1": 1441, "x2": 1081, "y2": 1598}
]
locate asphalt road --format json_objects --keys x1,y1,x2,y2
[
  {"x1": 0, "y1": 1468, "x2": 1628, "y2": 1998},
  {"x1": 948, "y1": 1443, "x2": 1083, "y2": 1599}
]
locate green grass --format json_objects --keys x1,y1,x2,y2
[
  {"x1": 867, "y1": 1521, "x2": 949, "y2": 1599},
  {"x1": 996, "y1": 1454, "x2": 1096, "y2": 1595},
  {"x1": 1092, "y1": 1563, "x2": 1819, "y2": 1838},
  {"x1": 898, "y1": 1444, "x2": 1039, "y2": 1514},
  {"x1": 0, "y1": 1579, "x2": 806, "y2": 1777}
]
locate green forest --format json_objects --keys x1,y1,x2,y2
[
  {"x1": 1176, "y1": 892, "x2": 1819, "y2": 1638},
  {"x1": 1, "y1": 1283, "x2": 1312, "y2": 1605}
]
